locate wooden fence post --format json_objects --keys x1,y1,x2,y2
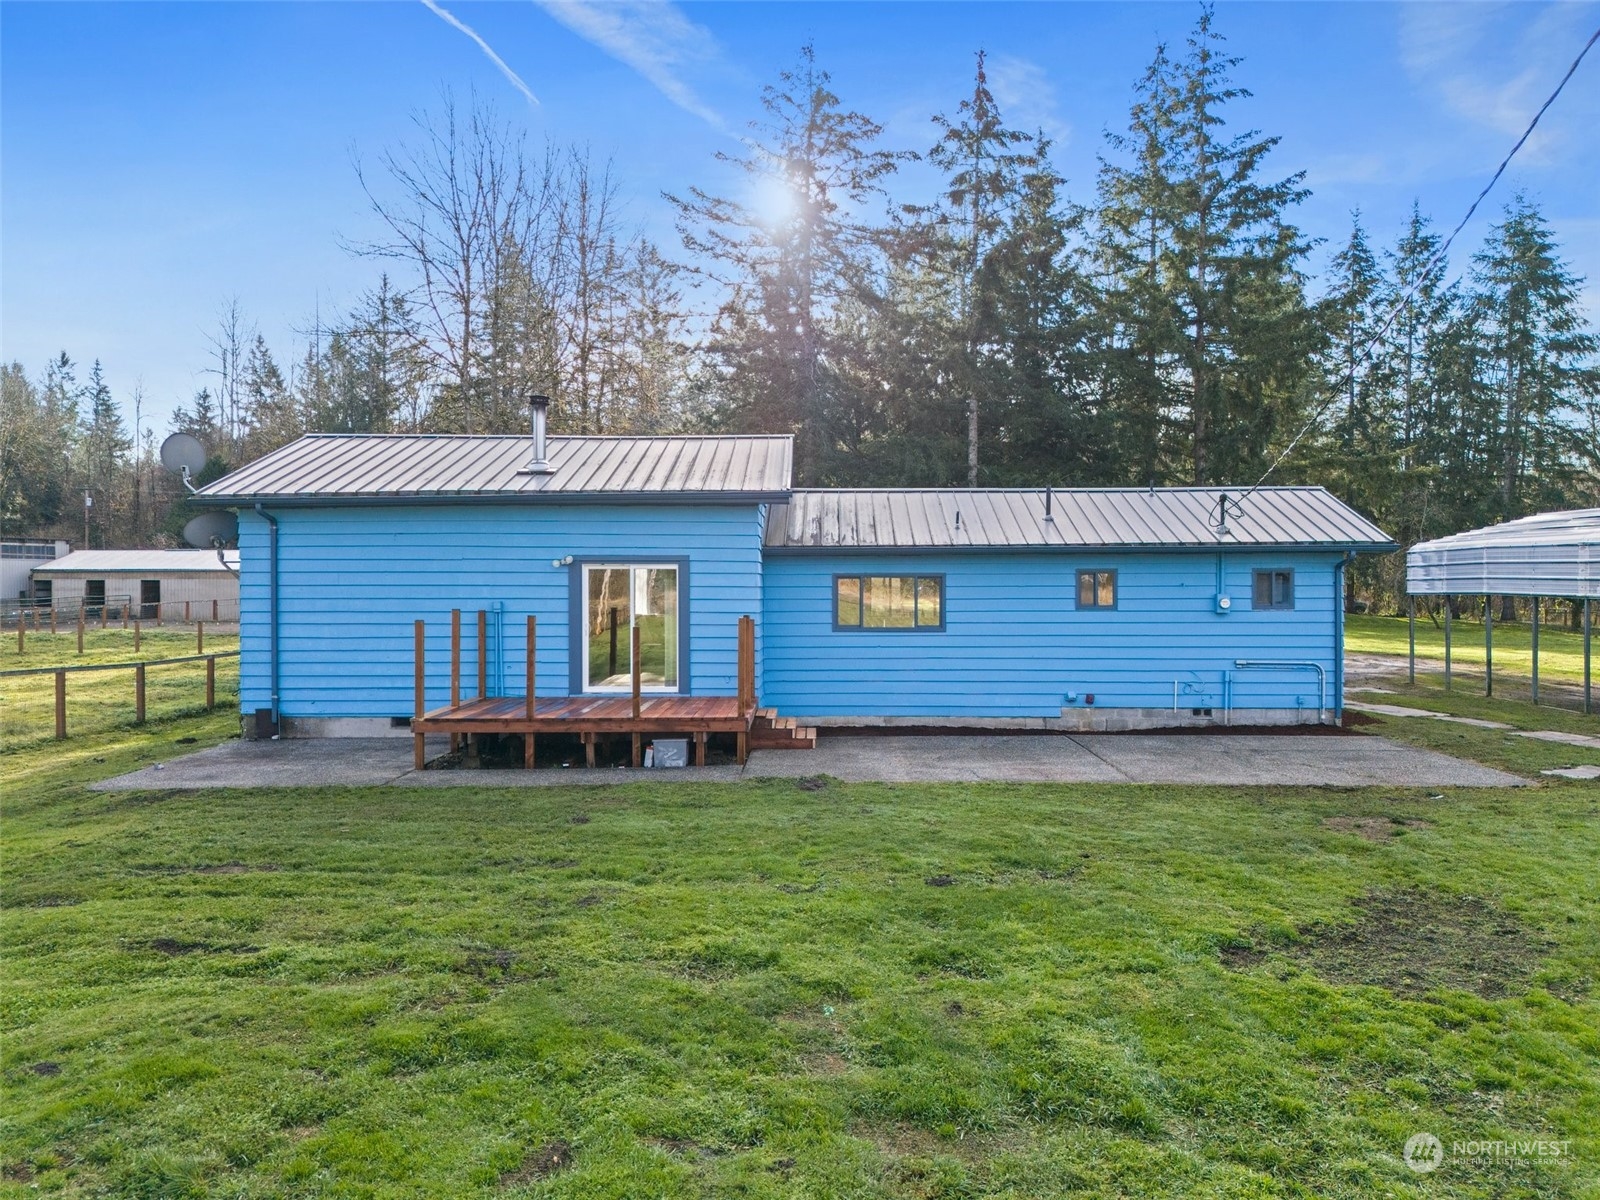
[
  {"x1": 524, "y1": 616, "x2": 537, "y2": 768},
  {"x1": 206, "y1": 656, "x2": 216, "y2": 710},
  {"x1": 197, "y1": 622, "x2": 204, "y2": 654},
  {"x1": 212, "y1": 598, "x2": 219, "y2": 621},
  {"x1": 101, "y1": 602, "x2": 108, "y2": 629},
  {"x1": 55, "y1": 670, "x2": 66, "y2": 740},
  {"x1": 50, "y1": 607, "x2": 56, "y2": 635},
  {"x1": 135, "y1": 663, "x2": 146, "y2": 724},
  {"x1": 477, "y1": 609, "x2": 487, "y2": 701},
  {"x1": 134, "y1": 619, "x2": 141, "y2": 652},
  {"x1": 77, "y1": 610, "x2": 84, "y2": 656},
  {"x1": 16, "y1": 617, "x2": 22, "y2": 654},
  {"x1": 121, "y1": 603, "x2": 127, "y2": 630},
  {"x1": 414, "y1": 619, "x2": 426, "y2": 771}
]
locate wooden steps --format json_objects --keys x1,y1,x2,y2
[{"x1": 749, "y1": 709, "x2": 816, "y2": 750}]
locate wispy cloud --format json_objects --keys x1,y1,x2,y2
[
  {"x1": 533, "y1": 0, "x2": 723, "y2": 128},
  {"x1": 1398, "y1": 2, "x2": 1599, "y2": 162},
  {"x1": 420, "y1": 0, "x2": 539, "y2": 107},
  {"x1": 985, "y1": 55, "x2": 1071, "y2": 149}
]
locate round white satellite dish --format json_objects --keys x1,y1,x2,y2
[{"x1": 160, "y1": 432, "x2": 208, "y2": 476}]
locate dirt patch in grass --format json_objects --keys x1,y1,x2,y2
[
  {"x1": 1290, "y1": 889, "x2": 1549, "y2": 999},
  {"x1": 147, "y1": 936, "x2": 260, "y2": 956},
  {"x1": 803, "y1": 1050, "x2": 850, "y2": 1076},
  {"x1": 925, "y1": 875, "x2": 956, "y2": 888},
  {"x1": 1321, "y1": 815, "x2": 1431, "y2": 842},
  {"x1": 194, "y1": 862, "x2": 279, "y2": 874},
  {"x1": 499, "y1": 1139, "x2": 572, "y2": 1187},
  {"x1": 1219, "y1": 941, "x2": 1267, "y2": 969},
  {"x1": 29, "y1": 1061, "x2": 61, "y2": 1077}
]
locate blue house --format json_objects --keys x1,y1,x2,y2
[{"x1": 197, "y1": 416, "x2": 1392, "y2": 749}]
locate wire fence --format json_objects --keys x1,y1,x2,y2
[
  {"x1": 2, "y1": 597, "x2": 241, "y2": 633},
  {"x1": 0, "y1": 646, "x2": 240, "y2": 750}
]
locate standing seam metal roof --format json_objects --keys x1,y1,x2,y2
[
  {"x1": 34, "y1": 550, "x2": 241, "y2": 573},
  {"x1": 764, "y1": 488, "x2": 1393, "y2": 550},
  {"x1": 196, "y1": 434, "x2": 795, "y2": 501}
]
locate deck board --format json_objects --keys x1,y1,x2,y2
[{"x1": 413, "y1": 694, "x2": 750, "y2": 736}]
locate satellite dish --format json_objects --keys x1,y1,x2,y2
[
  {"x1": 183, "y1": 510, "x2": 238, "y2": 549},
  {"x1": 160, "y1": 432, "x2": 207, "y2": 477}
]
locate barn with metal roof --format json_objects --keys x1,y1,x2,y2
[{"x1": 197, "y1": 414, "x2": 1394, "y2": 749}]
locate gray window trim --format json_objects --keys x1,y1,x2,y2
[
  {"x1": 1075, "y1": 569, "x2": 1119, "y2": 610},
  {"x1": 832, "y1": 573, "x2": 946, "y2": 632},
  {"x1": 1253, "y1": 568, "x2": 1296, "y2": 611}
]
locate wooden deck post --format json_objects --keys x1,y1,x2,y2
[
  {"x1": 55, "y1": 669, "x2": 66, "y2": 740},
  {"x1": 477, "y1": 609, "x2": 488, "y2": 700},
  {"x1": 631, "y1": 622, "x2": 642, "y2": 767},
  {"x1": 206, "y1": 655, "x2": 216, "y2": 710},
  {"x1": 524, "y1": 615, "x2": 537, "y2": 768},
  {"x1": 695, "y1": 731, "x2": 707, "y2": 767},
  {"x1": 450, "y1": 608, "x2": 462, "y2": 752},
  {"x1": 584, "y1": 733, "x2": 596, "y2": 768},
  {"x1": 414, "y1": 619, "x2": 426, "y2": 770},
  {"x1": 135, "y1": 663, "x2": 146, "y2": 724}
]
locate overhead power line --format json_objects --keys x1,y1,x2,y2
[{"x1": 1220, "y1": 21, "x2": 1600, "y2": 527}]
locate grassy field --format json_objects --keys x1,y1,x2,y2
[
  {"x1": 1346, "y1": 614, "x2": 1590, "y2": 685},
  {"x1": 0, "y1": 629, "x2": 240, "y2": 751},
  {"x1": 3, "y1": 707, "x2": 1598, "y2": 1197}
]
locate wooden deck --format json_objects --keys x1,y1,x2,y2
[{"x1": 412, "y1": 694, "x2": 751, "y2": 769}]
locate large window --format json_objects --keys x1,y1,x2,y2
[
  {"x1": 583, "y1": 564, "x2": 680, "y2": 691},
  {"x1": 1253, "y1": 569, "x2": 1294, "y2": 610},
  {"x1": 1076, "y1": 570, "x2": 1117, "y2": 609},
  {"x1": 834, "y1": 575, "x2": 944, "y2": 631}
]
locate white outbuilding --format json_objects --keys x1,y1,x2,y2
[{"x1": 31, "y1": 549, "x2": 240, "y2": 623}]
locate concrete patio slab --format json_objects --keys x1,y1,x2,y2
[{"x1": 94, "y1": 731, "x2": 1524, "y2": 790}]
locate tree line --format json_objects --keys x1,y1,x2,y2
[{"x1": 3, "y1": 7, "x2": 1595, "y2": 610}]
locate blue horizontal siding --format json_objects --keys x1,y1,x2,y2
[
  {"x1": 761, "y1": 551, "x2": 1344, "y2": 717},
  {"x1": 239, "y1": 504, "x2": 763, "y2": 718}
]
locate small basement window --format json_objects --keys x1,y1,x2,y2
[
  {"x1": 1254, "y1": 569, "x2": 1295, "y2": 610},
  {"x1": 835, "y1": 575, "x2": 944, "y2": 630},
  {"x1": 1076, "y1": 570, "x2": 1117, "y2": 609}
]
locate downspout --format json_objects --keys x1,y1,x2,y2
[
  {"x1": 254, "y1": 504, "x2": 280, "y2": 732},
  {"x1": 1333, "y1": 555, "x2": 1345, "y2": 722}
]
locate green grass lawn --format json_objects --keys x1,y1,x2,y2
[
  {"x1": 3, "y1": 711, "x2": 1598, "y2": 1198},
  {"x1": 1346, "y1": 614, "x2": 1590, "y2": 685},
  {"x1": 0, "y1": 630, "x2": 240, "y2": 751}
]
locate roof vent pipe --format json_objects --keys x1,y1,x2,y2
[
  {"x1": 527, "y1": 394, "x2": 553, "y2": 474},
  {"x1": 1044, "y1": 487, "x2": 1054, "y2": 523}
]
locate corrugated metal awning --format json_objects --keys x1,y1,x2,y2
[
  {"x1": 197, "y1": 433, "x2": 794, "y2": 504},
  {"x1": 1407, "y1": 509, "x2": 1600, "y2": 597},
  {"x1": 765, "y1": 488, "x2": 1393, "y2": 551}
]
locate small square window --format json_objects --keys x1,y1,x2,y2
[
  {"x1": 1253, "y1": 569, "x2": 1294, "y2": 610},
  {"x1": 1076, "y1": 570, "x2": 1116, "y2": 609}
]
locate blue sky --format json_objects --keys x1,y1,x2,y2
[{"x1": 3, "y1": 1, "x2": 1597, "y2": 433}]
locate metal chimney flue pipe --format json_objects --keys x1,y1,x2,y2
[{"x1": 528, "y1": 394, "x2": 552, "y2": 474}]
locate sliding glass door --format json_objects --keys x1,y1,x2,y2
[{"x1": 583, "y1": 565, "x2": 680, "y2": 692}]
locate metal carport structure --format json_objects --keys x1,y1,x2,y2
[{"x1": 1406, "y1": 508, "x2": 1598, "y2": 712}]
